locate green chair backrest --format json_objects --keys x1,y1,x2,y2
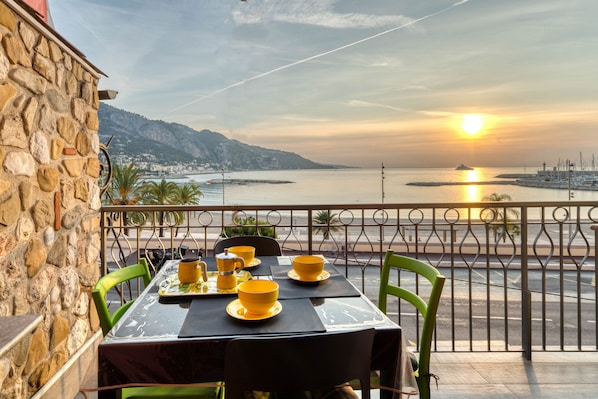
[
  {"x1": 378, "y1": 249, "x2": 445, "y2": 399},
  {"x1": 92, "y1": 259, "x2": 152, "y2": 336}
]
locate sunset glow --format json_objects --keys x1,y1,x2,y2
[
  {"x1": 50, "y1": 1, "x2": 598, "y2": 168},
  {"x1": 461, "y1": 115, "x2": 484, "y2": 135}
]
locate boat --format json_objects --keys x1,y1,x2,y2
[{"x1": 455, "y1": 163, "x2": 474, "y2": 170}]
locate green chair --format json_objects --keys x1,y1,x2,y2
[
  {"x1": 378, "y1": 250, "x2": 445, "y2": 399},
  {"x1": 92, "y1": 259, "x2": 222, "y2": 399}
]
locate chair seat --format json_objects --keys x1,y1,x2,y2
[
  {"x1": 122, "y1": 385, "x2": 222, "y2": 399},
  {"x1": 237, "y1": 386, "x2": 359, "y2": 399}
]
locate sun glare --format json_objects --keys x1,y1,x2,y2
[{"x1": 461, "y1": 114, "x2": 484, "y2": 135}]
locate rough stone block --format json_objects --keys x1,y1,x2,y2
[
  {"x1": 32, "y1": 199, "x2": 53, "y2": 231},
  {"x1": 18, "y1": 182, "x2": 33, "y2": 211},
  {"x1": 22, "y1": 97, "x2": 38, "y2": 135},
  {"x1": 25, "y1": 238, "x2": 46, "y2": 277},
  {"x1": 33, "y1": 53, "x2": 55, "y2": 83},
  {"x1": 30, "y1": 130, "x2": 50, "y2": 164},
  {"x1": 1, "y1": 114, "x2": 27, "y2": 149},
  {"x1": 50, "y1": 315, "x2": 69, "y2": 350},
  {"x1": 63, "y1": 158, "x2": 85, "y2": 177},
  {"x1": 24, "y1": 328, "x2": 48, "y2": 374},
  {"x1": 0, "y1": 194, "x2": 20, "y2": 230},
  {"x1": 46, "y1": 234, "x2": 66, "y2": 267},
  {"x1": 2, "y1": 35, "x2": 31, "y2": 67},
  {"x1": 0, "y1": 3, "x2": 17, "y2": 32},
  {"x1": 10, "y1": 68, "x2": 46, "y2": 94},
  {"x1": 37, "y1": 168, "x2": 59, "y2": 192},
  {"x1": 50, "y1": 139, "x2": 63, "y2": 159},
  {"x1": 4, "y1": 151, "x2": 35, "y2": 176},
  {"x1": 85, "y1": 111, "x2": 98, "y2": 131},
  {"x1": 18, "y1": 20, "x2": 36, "y2": 51},
  {"x1": 75, "y1": 132, "x2": 91, "y2": 156},
  {"x1": 0, "y1": 83, "x2": 16, "y2": 112},
  {"x1": 57, "y1": 117, "x2": 76, "y2": 144}
]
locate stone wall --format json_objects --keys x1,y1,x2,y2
[{"x1": 0, "y1": 1, "x2": 103, "y2": 397}]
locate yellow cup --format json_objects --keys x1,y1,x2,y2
[
  {"x1": 237, "y1": 280, "x2": 279, "y2": 316},
  {"x1": 292, "y1": 255, "x2": 325, "y2": 281},
  {"x1": 227, "y1": 246, "x2": 255, "y2": 265},
  {"x1": 178, "y1": 257, "x2": 208, "y2": 284}
]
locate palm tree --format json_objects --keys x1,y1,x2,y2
[
  {"x1": 141, "y1": 179, "x2": 179, "y2": 237},
  {"x1": 174, "y1": 183, "x2": 203, "y2": 205},
  {"x1": 172, "y1": 183, "x2": 203, "y2": 235},
  {"x1": 313, "y1": 210, "x2": 340, "y2": 240},
  {"x1": 109, "y1": 163, "x2": 144, "y2": 234},
  {"x1": 482, "y1": 193, "x2": 521, "y2": 241},
  {"x1": 110, "y1": 163, "x2": 143, "y2": 205}
]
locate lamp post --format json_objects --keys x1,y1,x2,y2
[
  {"x1": 567, "y1": 161, "x2": 575, "y2": 237},
  {"x1": 221, "y1": 168, "x2": 226, "y2": 205},
  {"x1": 381, "y1": 163, "x2": 385, "y2": 203}
]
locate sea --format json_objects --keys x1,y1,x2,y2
[{"x1": 164, "y1": 166, "x2": 598, "y2": 206}]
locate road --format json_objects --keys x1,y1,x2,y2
[{"x1": 342, "y1": 262, "x2": 596, "y2": 351}]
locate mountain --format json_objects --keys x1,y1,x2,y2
[{"x1": 97, "y1": 104, "x2": 335, "y2": 171}]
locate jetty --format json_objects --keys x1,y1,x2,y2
[{"x1": 206, "y1": 178, "x2": 293, "y2": 185}]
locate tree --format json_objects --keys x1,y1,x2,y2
[
  {"x1": 109, "y1": 163, "x2": 144, "y2": 234},
  {"x1": 174, "y1": 183, "x2": 203, "y2": 205},
  {"x1": 313, "y1": 210, "x2": 340, "y2": 240},
  {"x1": 141, "y1": 179, "x2": 180, "y2": 237},
  {"x1": 172, "y1": 183, "x2": 203, "y2": 235},
  {"x1": 110, "y1": 163, "x2": 143, "y2": 205},
  {"x1": 482, "y1": 193, "x2": 521, "y2": 242}
]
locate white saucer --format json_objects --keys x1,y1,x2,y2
[
  {"x1": 226, "y1": 299, "x2": 282, "y2": 321},
  {"x1": 244, "y1": 258, "x2": 262, "y2": 269},
  {"x1": 287, "y1": 269, "x2": 330, "y2": 283}
]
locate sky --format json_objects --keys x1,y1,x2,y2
[{"x1": 49, "y1": 0, "x2": 598, "y2": 169}]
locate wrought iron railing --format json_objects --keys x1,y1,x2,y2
[{"x1": 100, "y1": 201, "x2": 598, "y2": 358}]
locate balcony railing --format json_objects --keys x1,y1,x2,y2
[{"x1": 100, "y1": 201, "x2": 598, "y2": 359}]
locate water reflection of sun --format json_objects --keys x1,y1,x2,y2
[
  {"x1": 464, "y1": 170, "x2": 479, "y2": 202},
  {"x1": 465, "y1": 184, "x2": 479, "y2": 202},
  {"x1": 465, "y1": 169, "x2": 479, "y2": 183}
]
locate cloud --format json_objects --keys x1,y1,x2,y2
[{"x1": 232, "y1": 0, "x2": 415, "y2": 29}]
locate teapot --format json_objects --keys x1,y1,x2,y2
[{"x1": 215, "y1": 249, "x2": 245, "y2": 289}]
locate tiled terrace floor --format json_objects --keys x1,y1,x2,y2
[
  {"x1": 426, "y1": 351, "x2": 598, "y2": 398},
  {"x1": 76, "y1": 351, "x2": 598, "y2": 399}
]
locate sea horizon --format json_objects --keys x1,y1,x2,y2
[{"x1": 154, "y1": 166, "x2": 598, "y2": 206}]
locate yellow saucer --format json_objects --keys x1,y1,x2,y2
[
  {"x1": 287, "y1": 269, "x2": 330, "y2": 283},
  {"x1": 244, "y1": 258, "x2": 262, "y2": 269},
  {"x1": 226, "y1": 299, "x2": 282, "y2": 321}
]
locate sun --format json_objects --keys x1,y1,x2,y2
[{"x1": 461, "y1": 114, "x2": 484, "y2": 135}]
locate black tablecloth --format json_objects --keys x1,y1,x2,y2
[{"x1": 178, "y1": 297, "x2": 325, "y2": 338}]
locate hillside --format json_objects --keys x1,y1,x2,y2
[{"x1": 97, "y1": 104, "x2": 334, "y2": 171}]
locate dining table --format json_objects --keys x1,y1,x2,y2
[{"x1": 96, "y1": 256, "x2": 418, "y2": 399}]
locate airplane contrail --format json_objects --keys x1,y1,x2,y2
[{"x1": 163, "y1": 0, "x2": 470, "y2": 116}]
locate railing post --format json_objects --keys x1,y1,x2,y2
[
  {"x1": 592, "y1": 224, "x2": 598, "y2": 350},
  {"x1": 307, "y1": 209, "x2": 313, "y2": 255},
  {"x1": 521, "y1": 207, "x2": 532, "y2": 360},
  {"x1": 100, "y1": 208, "x2": 107, "y2": 275}
]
